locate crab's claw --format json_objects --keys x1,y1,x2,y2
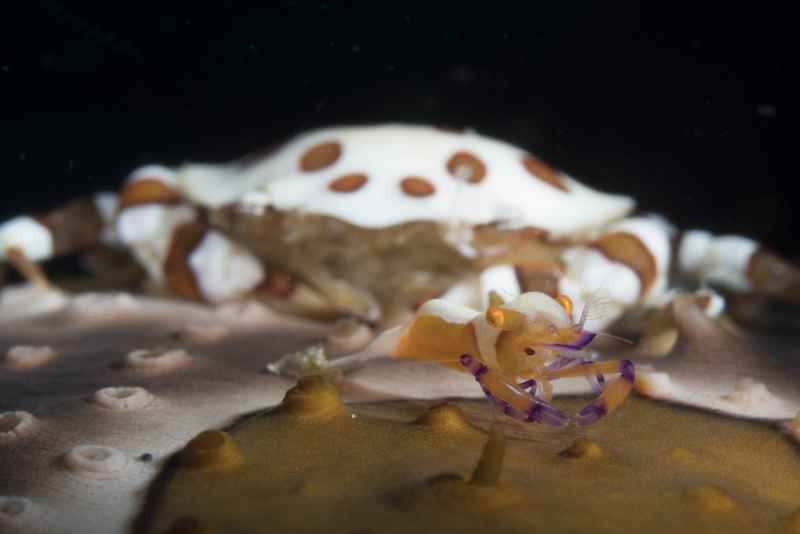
[{"x1": 746, "y1": 249, "x2": 800, "y2": 302}]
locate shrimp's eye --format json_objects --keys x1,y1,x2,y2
[{"x1": 524, "y1": 347, "x2": 536, "y2": 356}]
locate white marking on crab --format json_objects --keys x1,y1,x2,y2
[
  {"x1": 479, "y1": 264, "x2": 521, "y2": 306},
  {"x1": 176, "y1": 125, "x2": 634, "y2": 237},
  {"x1": 177, "y1": 162, "x2": 262, "y2": 207},
  {"x1": 92, "y1": 387, "x2": 154, "y2": 411},
  {"x1": 4, "y1": 345, "x2": 56, "y2": 369},
  {"x1": 558, "y1": 248, "x2": 639, "y2": 330},
  {"x1": 0, "y1": 411, "x2": 39, "y2": 443},
  {"x1": 439, "y1": 276, "x2": 482, "y2": 308},
  {"x1": 126, "y1": 348, "x2": 191, "y2": 372},
  {"x1": 557, "y1": 215, "x2": 674, "y2": 330},
  {"x1": 116, "y1": 204, "x2": 196, "y2": 283},
  {"x1": 238, "y1": 187, "x2": 272, "y2": 216},
  {"x1": 678, "y1": 231, "x2": 757, "y2": 291},
  {"x1": 64, "y1": 445, "x2": 129, "y2": 480},
  {"x1": 188, "y1": 230, "x2": 266, "y2": 302},
  {"x1": 0, "y1": 216, "x2": 53, "y2": 262},
  {"x1": 441, "y1": 224, "x2": 477, "y2": 258},
  {"x1": 127, "y1": 163, "x2": 177, "y2": 186},
  {"x1": 606, "y1": 215, "x2": 673, "y2": 303},
  {"x1": 93, "y1": 192, "x2": 120, "y2": 245}
]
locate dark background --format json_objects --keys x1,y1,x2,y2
[{"x1": 1, "y1": 3, "x2": 786, "y2": 253}]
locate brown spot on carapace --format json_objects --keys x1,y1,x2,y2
[
  {"x1": 300, "y1": 141, "x2": 342, "y2": 172},
  {"x1": 591, "y1": 232, "x2": 657, "y2": 298},
  {"x1": 118, "y1": 179, "x2": 182, "y2": 210},
  {"x1": 257, "y1": 271, "x2": 297, "y2": 299},
  {"x1": 163, "y1": 222, "x2": 207, "y2": 302},
  {"x1": 328, "y1": 173, "x2": 368, "y2": 193},
  {"x1": 522, "y1": 155, "x2": 568, "y2": 192},
  {"x1": 447, "y1": 151, "x2": 487, "y2": 184},
  {"x1": 401, "y1": 176, "x2": 436, "y2": 197}
]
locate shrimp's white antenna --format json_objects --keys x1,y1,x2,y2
[{"x1": 575, "y1": 272, "x2": 616, "y2": 330}]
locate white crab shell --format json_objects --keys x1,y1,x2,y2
[{"x1": 172, "y1": 124, "x2": 634, "y2": 238}]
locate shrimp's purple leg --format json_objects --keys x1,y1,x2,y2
[
  {"x1": 460, "y1": 354, "x2": 569, "y2": 427},
  {"x1": 546, "y1": 356, "x2": 605, "y2": 394},
  {"x1": 518, "y1": 378, "x2": 536, "y2": 394},
  {"x1": 523, "y1": 397, "x2": 571, "y2": 427},
  {"x1": 576, "y1": 360, "x2": 635, "y2": 426},
  {"x1": 543, "y1": 359, "x2": 634, "y2": 425},
  {"x1": 579, "y1": 360, "x2": 606, "y2": 394}
]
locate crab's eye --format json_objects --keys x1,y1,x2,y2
[{"x1": 524, "y1": 347, "x2": 536, "y2": 356}]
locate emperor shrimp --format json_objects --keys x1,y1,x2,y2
[{"x1": 390, "y1": 290, "x2": 635, "y2": 426}]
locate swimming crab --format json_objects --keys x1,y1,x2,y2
[{"x1": 0, "y1": 124, "x2": 797, "y2": 331}]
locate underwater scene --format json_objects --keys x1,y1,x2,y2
[{"x1": 1, "y1": 4, "x2": 790, "y2": 534}]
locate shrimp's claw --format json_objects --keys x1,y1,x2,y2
[
  {"x1": 461, "y1": 353, "x2": 570, "y2": 427},
  {"x1": 526, "y1": 398, "x2": 571, "y2": 427},
  {"x1": 574, "y1": 360, "x2": 635, "y2": 426}
]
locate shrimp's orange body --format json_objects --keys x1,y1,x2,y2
[{"x1": 392, "y1": 291, "x2": 634, "y2": 426}]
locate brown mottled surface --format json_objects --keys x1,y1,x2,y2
[
  {"x1": 211, "y1": 209, "x2": 472, "y2": 320},
  {"x1": 211, "y1": 209, "x2": 565, "y2": 321},
  {"x1": 141, "y1": 391, "x2": 800, "y2": 534}
]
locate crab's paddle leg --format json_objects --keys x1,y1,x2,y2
[
  {"x1": 0, "y1": 197, "x2": 112, "y2": 273},
  {"x1": 3, "y1": 247, "x2": 50, "y2": 288},
  {"x1": 677, "y1": 230, "x2": 800, "y2": 302}
]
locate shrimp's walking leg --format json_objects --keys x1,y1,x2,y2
[
  {"x1": 546, "y1": 356, "x2": 605, "y2": 393},
  {"x1": 546, "y1": 360, "x2": 635, "y2": 426},
  {"x1": 460, "y1": 354, "x2": 569, "y2": 427}
]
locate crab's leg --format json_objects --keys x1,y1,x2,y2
[
  {"x1": 460, "y1": 353, "x2": 569, "y2": 427},
  {"x1": 544, "y1": 359, "x2": 635, "y2": 426},
  {"x1": 0, "y1": 195, "x2": 116, "y2": 272},
  {"x1": 676, "y1": 230, "x2": 800, "y2": 301},
  {"x1": 556, "y1": 216, "x2": 673, "y2": 330}
]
